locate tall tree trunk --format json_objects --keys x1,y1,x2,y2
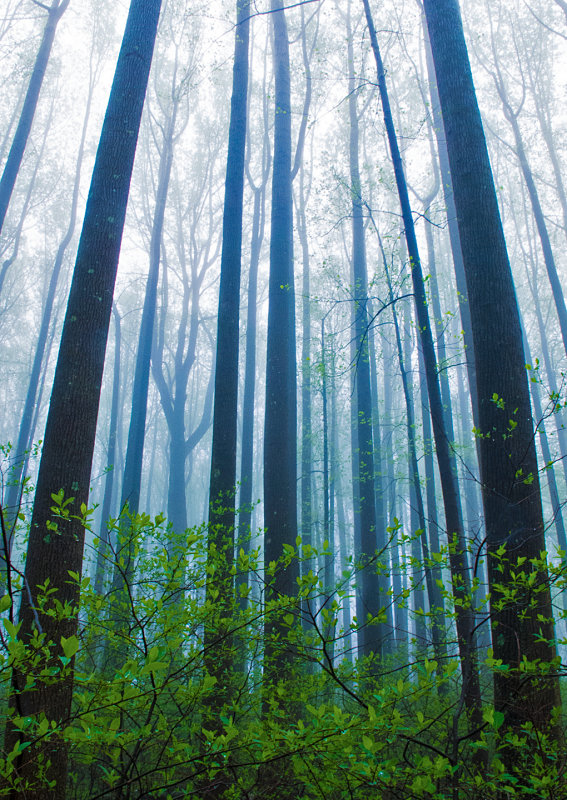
[
  {"x1": 346, "y1": 4, "x2": 384, "y2": 661},
  {"x1": 382, "y1": 333, "x2": 406, "y2": 646},
  {"x1": 4, "y1": 2, "x2": 162, "y2": 797},
  {"x1": 320, "y1": 316, "x2": 335, "y2": 662},
  {"x1": 391, "y1": 274, "x2": 445, "y2": 667},
  {"x1": 423, "y1": 0, "x2": 561, "y2": 740},
  {"x1": 362, "y1": 0, "x2": 483, "y2": 736},
  {"x1": 297, "y1": 161, "x2": 313, "y2": 604},
  {"x1": 422, "y1": 16, "x2": 479, "y2": 428},
  {"x1": 368, "y1": 299, "x2": 395, "y2": 651},
  {"x1": 522, "y1": 328, "x2": 567, "y2": 562},
  {"x1": 263, "y1": 0, "x2": 298, "y2": 681},
  {"x1": 0, "y1": 0, "x2": 70, "y2": 238},
  {"x1": 205, "y1": 0, "x2": 250, "y2": 724},
  {"x1": 238, "y1": 37, "x2": 271, "y2": 596}
]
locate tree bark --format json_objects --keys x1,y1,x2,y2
[
  {"x1": 4, "y1": 2, "x2": 162, "y2": 797},
  {"x1": 263, "y1": 0, "x2": 299, "y2": 682},
  {"x1": 362, "y1": 0, "x2": 483, "y2": 736},
  {"x1": 423, "y1": 0, "x2": 561, "y2": 740}
]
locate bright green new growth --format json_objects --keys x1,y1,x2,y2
[{"x1": 0, "y1": 499, "x2": 564, "y2": 799}]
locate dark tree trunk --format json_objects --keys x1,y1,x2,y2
[
  {"x1": 395, "y1": 284, "x2": 444, "y2": 665},
  {"x1": 363, "y1": 0, "x2": 483, "y2": 729},
  {"x1": 368, "y1": 299, "x2": 395, "y2": 651},
  {"x1": 363, "y1": 0, "x2": 483, "y2": 736},
  {"x1": 208, "y1": 0, "x2": 250, "y2": 539},
  {"x1": 263, "y1": 0, "x2": 299, "y2": 678},
  {"x1": 423, "y1": 0, "x2": 561, "y2": 739},
  {"x1": 0, "y1": 0, "x2": 70, "y2": 238},
  {"x1": 346, "y1": 6, "x2": 384, "y2": 661},
  {"x1": 205, "y1": 0, "x2": 250, "y2": 720},
  {"x1": 4, "y1": 2, "x2": 162, "y2": 797},
  {"x1": 238, "y1": 38, "x2": 271, "y2": 585},
  {"x1": 422, "y1": 19, "x2": 479, "y2": 428}
]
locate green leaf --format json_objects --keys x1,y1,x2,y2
[
  {"x1": 3, "y1": 618, "x2": 20, "y2": 639},
  {"x1": 61, "y1": 635, "x2": 80, "y2": 659},
  {"x1": 0, "y1": 594, "x2": 12, "y2": 613}
]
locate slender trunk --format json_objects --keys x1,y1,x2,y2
[
  {"x1": 494, "y1": 72, "x2": 567, "y2": 358},
  {"x1": 298, "y1": 167, "x2": 313, "y2": 594},
  {"x1": 94, "y1": 305, "x2": 121, "y2": 596},
  {"x1": 120, "y1": 109, "x2": 175, "y2": 523},
  {"x1": 368, "y1": 299, "x2": 395, "y2": 650},
  {"x1": 0, "y1": 0, "x2": 70, "y2": 238},
  {"x1": 208, "y1": 0, "x2": 250, "y2": 541},
  {"x1": 393, "y1": 279, "x2": 445, "y2": 666},
  {"x1": 237, "y1": 185, "x2": 262, "y2": 599},
  {"x1": 347, "y1": 4, "x2": 383, "y2": 660},
  {"x1": 522, "y1": 329, "x2": 567, "y2": 560},
  {"x1": 238, "y1": 37, "x2": 271, "y2": 590},
  {"x1": 321, "y1": 318, "x2": 335, "y2": 661},
  {"x1": 383, "y1": 333, "x2": 406, "y2": 646}
]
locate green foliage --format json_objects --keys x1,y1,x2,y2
[{"x1": 0, "y1": 505, "x2": 565, "y2": 799}]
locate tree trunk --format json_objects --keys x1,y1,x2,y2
[
  {"x1": 263, "y1": 0, "x2": 298, "y2": 681},
  {"x1": 346, "y1": 4, "x2": 384, "y2": 661},
  {"x1": 205, "y1": 0, "x2": 250, "y2": 722},
  {"x1": 119, "y1": 102, "x2": 175, "y2": 523},
  {"x1": 0, "y1": 0, "x2": 70, "y2": 238},
  {"x1": 363, "y1": 0, "x2": 483, "y2": 736},
  {"x1": 4, "y1": 2, "x2": 162, "y2": 797},
  {"x1": 423, "y1": 0, "x2": 561, "y2": 740},
  {"x1": 94, "y1": 305, "x2": 122, "y2": 596}
]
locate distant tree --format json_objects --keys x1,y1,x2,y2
[
  {"x1": 0, "y1": 0, "x2": 70, "y2": 239},
  {"x1": 2, "y1": 37, "x2": 97, "y2": 545},
  {"x1": 151, "y1": 155, "x2": 218, "y2": 537},
  {"x1": 118, "y1": 43, "x2": 185, "y2": 529},
  {"x1": 423, "y1": 0, "x2": 561, "y2": 741},
  {"x1": 3, "y1": 2, "x2": 162, "y2": 797},
  {"x1": 485, "y1": 26, "x2": 567, "y2": 359},
  {"x1": 94, "y1": 304, "x2": 121, "y2": 595}
]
